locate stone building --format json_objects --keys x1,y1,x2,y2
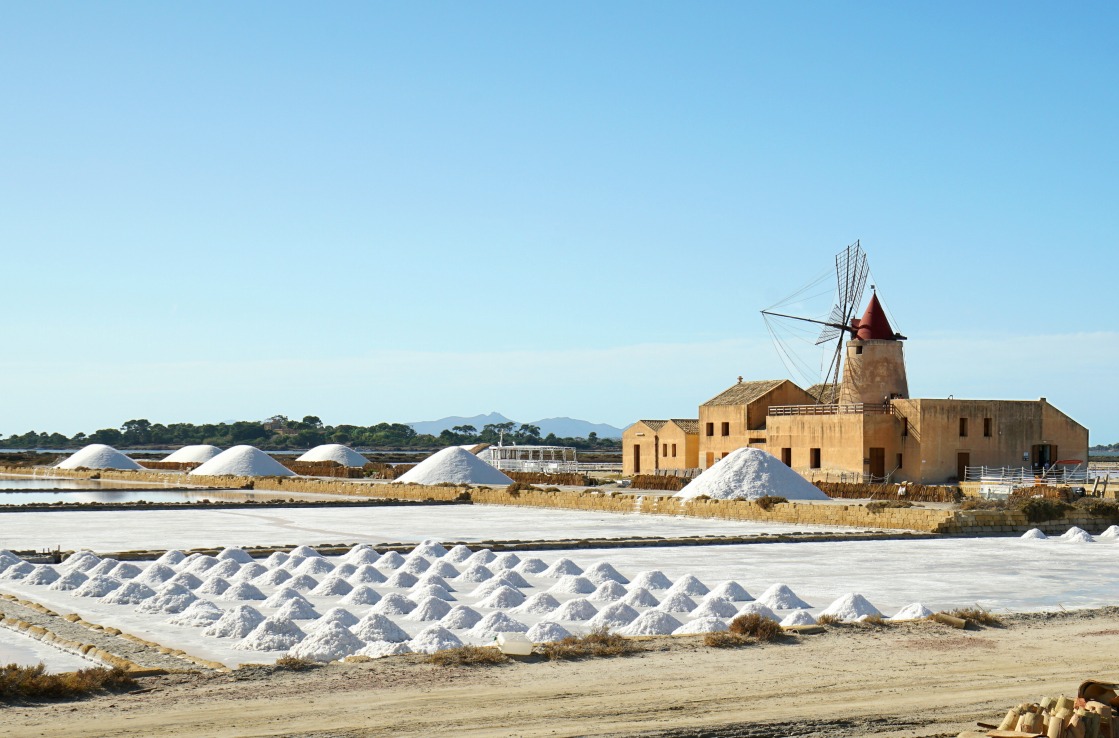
[
  {"x1": 622, "y1": 419, "x2": 699, "y2": 476},
  {"x1": 623, "y1": 293, "x2": 1088, "y2": 484}
]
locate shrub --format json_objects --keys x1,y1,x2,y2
[
  {"x1": 1076, "y1": 498, "x2": 1119, "y2": 520},
  {"x1": 1015, "y1": 497, "x2": 1072, "y2": 523},
  {"x1": 865, "y1": 500, "x2": 914, "y2": 512},
  {"x1": 960, "y1": 499, "x2": 1009, "y2": 511},
  {"x1": 815, "y1": 614, "x2": 842, "y2": 626},
  {"x1": 0, "y1": 664, "x2": 137, "y2": 702},
  {"x1": 948, "y1": 608, "x2": 1003, "y2": 627},
  {"x1": 703, "y1": 632, "x2": 752, "y2": 648},
  {"x1": 539, "y1": 627, "x2": 636, "y2": 660},
  {"x1": 857, "y1": 614, "x2": 888, "y2": 627},
  {"x1": 755, "y1": 496, "x2": 788, "y2": 511},
  {"x1": 273, "y1": 656, "x2": 320, "y2": 672},
  {"x1": 428, "y1": 646, "x2": 509, "y2": 667},
  {"x1": 728, "y1": 613, "x2": 783, "y2": 642}
]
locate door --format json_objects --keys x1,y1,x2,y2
[
  {"x1": 956, "y1": 452, "x2": 970, "y2": 481},
  {"x1": 1031, "y1": 444, "x2": 1055, "y2": 471},
  {"x1": 869, "y1": 448, "x2": 885, "y2": 478},
  {"x1": 705, "y1": 452, "x2": 715, "y2": 468},
  {"x1": 632, "y1": 445, "x2": 640, "y2": 475}
]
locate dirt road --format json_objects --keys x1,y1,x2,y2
[{"x1": 3, "y1": 610, "x2": 1116, "y2": 738}]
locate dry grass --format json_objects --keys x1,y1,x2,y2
[
  {"x1": 948, "y1": 608, "x2": 1004, "y2": 627},
  {"x1": 754, "y1": 496, "x2": 788, "y2": 511},
  {"x1": 539, "y1": 627, "x2": 636, "y2": 660},
  {"x1": 273, "y1": 656, "x2": 320, "y2": 672},
  {"x1": 865, "y1": 500, "x2": 914, "y2": 512},
  {"x1": 0, "y1": 663, "x2": 137, "y2": 702},
  {"x1": 857, "y1": 614, "x2": 889, "y2": 627},
  {"x1": 703, "y1": 631, "x2": 753, "y2": 648},
  {"x1": 728, "y1": 613, "x2": 783, "y2": 642},
  {"x1": 815, "y1": 614, "x2": 842, "y2": 626},
  {"x1": 428, "y1": 646, "x2": 509, "y2": 667}
]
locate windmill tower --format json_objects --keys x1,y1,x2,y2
[{"x1": 837, "y1": 289, "x2": 909, "y2": 406}]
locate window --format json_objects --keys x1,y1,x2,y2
[
  {"x1": 781, "y1": 448, "x2": 792, "y2": 466},
  {"x1": 671, "y1": 443, "x2": 677, "y2": 457},
  {"x1": 705, "y1": 422, "x2": 714, "y2": 437},
  {"x1": 959, "y1": 418, "x2": 968, "y2": 437},
  {"x1": 984, "y1": 418, "x2": 992, "y2": 437},
  {"x1": 896, "y1": 453, "x2": 903, "y2": 469},
  {"x1": 810, "y1": 448, "x2": 821, "y2": 469},
  {"x1": 662, "y1": 443, "x2": 668, "y2": 456},
  {"x1": 749, "y1": 438, "x2": 765, "y2": 444},
  {"x1": 900, "y1": 417, "x2": 908, "y2": 437},
  {"x1": 720, "y1": 422, "x2": 730, "y2": 437},
  {"x1": 721, "y1": 452, "x2": 730, "y2": 459},
  {"x1": 854, "y1": 345, "x2": 863, "y2": 355}
]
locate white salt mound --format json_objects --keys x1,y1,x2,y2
[
  {"x1": 375, "y1": 551, "x2": 405, "y2": 570},
  {"x1": 316, "y1": 606, "x2": 362, "y2": 630},
  {"x1": 780, "y1": 610, "x2": 818, "y2": 627},
  {"x1": 51, "y1": 570, "x2": 88, "y2": 591},
  {"x1": 168, "y1": 600, "x2": 224, "y2": 627},
  {"x1": 111, "y1": 562, "x2": 143, "y2": 580},
  {"x1": 465, "y1": 549, "x2": 496, "y2": 565},
  {"x1": 631, "y1": 570, "x2": 673, "y2": 590},
  {"x1": 514, "y1": 593, "x2": 561, "y2": 615},
  {"x1": 819, "y1": 593, "x2": 882, "y2": 622},
  {"x1": 294, "y1": 557, "x2": 334, "y2": 576},
  {"x1": 56, "y1": 444, "x2": 142, "y2": 471},
  {"x1": 198, "y1": 577, "x2": 231, "y2": 596},
  {"x1": 549, "y1": 575, "x2": 596, "y2": 595},
  {"x1": 757, "y1": 583, "x2": 810, "y2": 610},
  {"x1": 411, "y1": 539, "x2": 449, "y2": 558},
  {"x1": 235, "y1": 617, "x2": 306, "y2": 651},
  {"x1": 204, "y1": 605, "x2": 265, "y2": 638},
  {"x1": 622, "y1": 588, "x2": 660, "y2": 608},
  {"x1": 408, "y1": 626, "x2": 463, "y2": 654},
  {"x1": 514, "y1": 557, "x2": 548, "y2": 574},
  {"x1": 296, "y1": 444, "x2": 370, "y2": 467},
  {"x1": 191, "y1": 445, "x2": 296, "y2": 477},
  {"x1": 275, "y1": 598, "x2": 320, "y2": 620},
  {"x1": 590, "y1": 602, "x2": 639, "y2": 628},
  {"x1": 1099, "y1": 525, "x2": 1119, "y2": 539},
  {"x1": 707, "y1": 581, "x2": 753, "y2": 602},
  {"x1": 675, "y1": 447, "x2": 829, "y2": 501},
  {"x1": 456, "y1": 564, "x2": 494, "y2": 583},
  {"x1": 343, "y1": 545, "x2": 379, "y2": 564},
  {"x1": 353, "y1": 614, "x2": 411, "y2": 643},
  {"x1": 311, "y1": 577, "x2": 353, "y2": 597},
  {"x1": 673, "y1": 617, "x2": 728, "y2": 635},
  {"x1": 589, "y1": 581, "x2": 628, "y2": 602},
  {"x1": 102, "y1": 581, "x2": 156, "y2": 605},
  {"x1": 477, "y1": 586, "x2": 526, "y2": 609},
  {"x1": 24, "y1": 566, "x2": 61, "y2": 586},
  {"x1": 358, "y1": 642, "x2": 412, "y2": 658},
  {"x1": 890, "y1": 603, "x2": 934, "y2": 620},
  {"x1": 440, "y1": 606, "x2": 483, "y2": 629},
  {"x1": 289, "y1": 574, "x2": 321, "y2": 591},
  {"x1": 221, "y1": 582, "x2": 266, "y2": 601},
  {"x1": 385, "y1": 571, "x2": 419, "y2": 588},
  {"x1": 88, "y1": 559, "x2": 120, "y2": 577},
  {"x1": 349, "y1": 565, "x2": 386, "y2": 584},
  {"x1": 290, "y1": 545, "x2": 324, "y2": 558},
  {"x1": 168, "y1": 572, "x2": 204, "y2": 589},
  {"x1": 620, "y1": 610, "x2": 682, "y2": 636},
  {"x1": 263, "y1": 587, "x2": 307, "y2": 607},
  {"x1": 257, "y1": 569, "x2": 293, "y2": 586},
  {"x1": 691, "y1": 597, "x2": 739, "y2": 619},
  {"x1": 526, "y1": 621, "x2": 572, "y2": 643},
  {"x1": 554, "y1": 598, "x2": 598, "y2": 621},
  {"x1": 2, "y1": 562, "x2": 34, "y2": 580},
  {"x1": 340, "y1": 586, "x2": 381, "y2": 606},
  {"x1": 155, "y1": 550, "x2": 186, "y2": 567},
  {"x1": 658, "y1": 592, "x2": 698, "y2": 613},
  {"x1": 372, "y1": 594, "x2": 417, "y2": 615},
  {"x1": 407, "y1": 597, "x2": 453, "y2": 621},
  {"x1": 1021, "y1": 528, "x2": 1047, "y2": 540},
  {"x1": 401, "y1": 557, "x2": 430, "y2": 575},
  {"x1": 217, "y1": 547, "x2": 255, "y2": 564},
  {"x1": 736, "y1": 602, "x2": 780, "y2": 622},
  {"x1": 411, "y1": 584, "x2": 454, "y2": 602},
  {"x1": 445, "y1": 545, "x2": 473, "y2": 563},
  {"x1": 491, "y1": 552, "x2": 520, "y2": 570},
  {"x1": 467, "y1": 612, "x2": 528, "y2": 639},
  {"x1": 184, "y1": 556, "x2": 220, "y2": 574},
  {"x1": 263, "y1": 552, "x2": 290, "y2": 568},
  {"x1": 668, "y1": 575, "x2": 709, "y2": 597},
  {"x1": 584, "y1": 562, "x2": 629, "y2": 585},
  {"x1": 74, "y1": 575, "x2": 121, "y2": 597},
  {"x1": 541, "y1": 558, "x2": 582, "y2": 577},
  {"x1": 139, "y1": 583, "x2": 197, "y2": 614},
  {"x1": 163, "y1": 445, "x2": 223, "y2": 463},
  {"x1": 396, "y1": 446, "x2": 514, "y2": 486},
  {"x1": 288, "y1": 622, "x2": 365, "y2": 661},
  {"x1": 1061, "y1": 527, "x2": 1094, "y2": 543},
  {"x1": 233, "y1": 563, "x2": 268, "y2": 582},
  {"x1": 428, "y1": 561, "x2": 460, "y2": 578}
]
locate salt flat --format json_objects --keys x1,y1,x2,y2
[{"x1": 0, "y1": 505, "x2": 870, "y2": 552}]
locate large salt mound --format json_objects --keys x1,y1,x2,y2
[
  {"x1": 340, "y1": 586, "x2": 382, "y2": 606},
  {"x1": 554, "y1": 598, "x2": 598, "y2": 621},
  {"x1": 288, "y1": 622, "x2": 365, "y2": 661},
  {"x1": 541, "y1": 558, "x2": 582, "y2": 577},
  {"x1": 819, "y1": 593, "x2": 882, "y2": 622},
  {"x1": 1099, "y1": 525, "x2": 1119, "y2": 539},
  {"x1": 691, "y1": 597, "x2": 739, "y2": 619},
  {"x1": 169, "y1": 600, "x2": 224, "y2": 627},
  {"x1": 138, "y1": 564, "x2": 178, "y2": 587},
  {"x1": 163, "y1": 445, "x2": 223, "y2": 463},
  {"x1": 622, "y1": 588, "x2": 660, "y2": 608},
  {"x1": 515, "y1": 557, "x2": 548, "y2": 575},
  {"x1": 358, "y1": 642, "x2": 412, "y2": 658},
  {"x1": 235, "y1": 617, "x2": 306, "y2": 651},
  {"x1": 263, "y1": 587, "x2": 307, "y2": 607},
  {"x1": 736, "y1": 602, "x2": 780, "y2": 622},
  {"x1": 50, "y1": 570, "x2": 88, "y2": 591},
  {"x1": 310, "y1": 608, "x2": 360, "y2": 631},
  {"x1": 526, "y1": 621, "x2": 572, "y2": 643},
  {"x1": 584, "y1": 562, "x2": 629, "y2": 585},
  {"x1": 890, "y1": 603, "x2": 934, "y2": 620},
  {"x1": 673, "y1": 617, "x2": 728, "y2": 635},
  {"x1": 445, "y1": 545, "x2": 473, "y2": 563},
  {"x1": 102, "y1": 581, "x2": 156, "y2": 605},
  {"x1": 411, "y1": 539, "x2": 449, "y2": 558},
  {"x1": 589, "y1": 581, "x2": 628, "y2": 602},
  {"x1": 371, "y1": 594, "x2": 417, "y2": 615},
  {"x1": 408, "y1": 625, "x2": 463, "y2": 654},
  {"x1": 311, "y1": 577, "x2": 353, "y2": 597},
  {"x1": 353, "y1": 614, "x2": 411, "y2": 643},
  {"x1": 139, "y1": 583, "x2": 197, "y2": 614},
  {"x1": 198, "y1": 577, "x2": 231, "y2": 597},
  {"x1": 467, "y1": 612, "x2": 528, "y2": 639},
  {"x1": 111, "y1": 562, "x2": 143, "y2": 580},
  {"x1": 757, "y1": 584, "x2": 811, "y2": 610},
  {"x1": 24, "y1": 566, "x2": 60, "y2": 586},
  {"x1": 589, "y1": 602, "x2": 639, "y2": 628},
  {"x1": 477, "y1": 586, "x2": 526, "y2": 609},
  {"x1": 204, "y1": 605, "x2": 265, "y2": 638},
  {"x1": 62, "y1": 551, "x2": 101, "y2": 572},
  {"x1": 349, "y1": 565, "x2": 387, "y2": 585},
  {"x1": 74, "y1": 575, "x2": 121, "y2": 597},
  {"x1": 276, "y1": 598, "x2": 321, "y2": 620},
  {"x1": 257, "y1": 569, "x2": 293, "y2": 586},
  {"x1": 1061, "y1": 527, "x2": 1094, "y2": 543},
  {"x1": 514, "y1": 593, "x2": 561, "y2": 615},
  {"x1": 456, "y1": 564, "x2": 494, "y2": 583},
  {"x1": 428, "y1": 561, "x2": 460, "y2": 578},
  {"x1": 465, "y1": 549, "x2": 496, "y2": 565},
  {"x1": 549, "y1": 576, "x2": 596, "y2": 595},
  {"x1": 168, "y1": 571, "x2": 204, "y2": 590},
  {"x1": 296, "y1": 444, "x2": 370, "y2": 468},
  {"x1": 2, "y1": 562, "x2": 34, "y2": 580},
  {"x1": 385, "y1": 571, "x2": 419, "y2": 588},
  {"x1": 221, "y1": 582, "x2": 266, "y2": 601},
  {"x1": 657, "y1": 592, "x2": 697, "y2": 613},
  {"x1": 217, "y1": 547, "x2": 255, "y2": 564},
  {"x1": 401, "y1": 557, "x2": 430, "y2": 575},
  {"x1": 631, "y1": 570, "x2": 673, "y2": 590},
  {"x1": 707, "y1": 581, "x2": 753, "y2": 602},
  {"x1": 190, "y1": 445, "x2": 296, "y2": 477},
  {"x1": 619, "y1": 610, "x2": 682, "y2": 636},
  {"x1": 155, "y1": 550, "x2": 186, "y2": 567},
  {"x1": 56, "y1": 444, "x2": 142, "y2": 471},
  {"x1": 780, "y1": 610, "x2": 818, "y2": 627},
  {"x1": 375, "y1": 551, "x2": 406, "y2": 570},
  {"x1": 233, "y1": 564, "x2": 268, "y2": 582},
  {"x1": 89, "y1": 559, "x2": 120, "y2": 577},
  {"x1": 675, "y1": 447, "x2": 829, "y2": 501},
  {"x1": 343, "y1": 544, "x2": 379, "y2": 564},
  {"x1": 396, "y1": 446, "x2": 514, "y2": 486},
  {"x1": 440, "y1": 606, "x2": 482, "y2": 629},
  {"x1": 490, "y1": 552, "x2": 520, "y2": 571},
  {"x1": 667, "y1": 575, "x2": 709, "y2": 597},
  {"x1": 289, "y1": 574, "x2": 321, "y2": 592},
  {"x1": 407, "y1": 597, "x2": 453, "y2": 622},
  {"x1": 411, "y1": 584, "x2": 454, "y2": 602}
]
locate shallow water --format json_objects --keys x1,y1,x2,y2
[{"x1": 0, "y1": 489, "x2": 287, "y2": 505}]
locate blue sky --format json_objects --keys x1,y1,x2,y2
[{"x1": 2, "y1": 2, "x2": 1117, "y2": 439}]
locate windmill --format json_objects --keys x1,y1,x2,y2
[{"x1": 761, "y1": 241, "x2": 885, "y2": 401}]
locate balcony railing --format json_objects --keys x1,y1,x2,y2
[{"x1": 768, "y1": 403, "x2": 890, "y2": 416}]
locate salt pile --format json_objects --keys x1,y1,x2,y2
[
  {"x1": 589, "y1": 581, "x2": 628, "y2": 602},
  {"x1": 620, "y1": 610, "x2": 682, "y2": 636},
  {"x1": 1060, "y1": 527, "x2": 1094, "y2": 543},
  {"x1": 890, "y1": 603, "x2": 934, "y2": 620},
  {"x1": 168, "y1": 600, "x2": 224, "y2": 627},
  {"x1": 707, "y1": 582, "x2": 752, "y2": 602},
  {"x1": 1099, "y1": 525, "x2": 1119, "y2": 539},
  {"x1": 190, "y1": 445, "x2": 297, "y2": 477},
  {"x1": 275, "y1": 599, "x2": 321, "y2": 620},
  {"x1": 408, "y1": 625, "x2": 463, "y2": 654},
  {"x1": 353, "y1": 614, "x2": 410, "y2": 643},
  {"x1": 139, "y1": 583, "x2": 197, "y2": 614},
  {"x1": 631, "y1": 570, "x2": 673, "y2": 590},
  {"x1": 385, "y1": 571, "x2": 419, "y2": 588},
  {"x1": 102, "y1": 581, "x2": 156, "y2": 605},
  {"x1": 541, "y1": 558, "x2": 582, "y2": 577},
  {"x1": 184, "y1": 556, "x2": 219, "y2": 575},
  {"x1": 168, "y1": 572, "x2": 204, "y2": 589},
  {"x1": 288, "y1": 622, "x2": 364, "y2": 661},
  {"x1": 411, "y1": 584, "x2": 454, "y2": 602},
  {"x1": 204, "y1": 605, "x2": 265, "y2": 638},
  {"x1": 89, "y1": 559, "x2": 120, "y2": 577},
  {"x1": 263, "y1": 552, "x2": 289, "y2": 568},
  {"x1": 428, "y1": 561, "x2": 460, "y2": 578},
  {"x1": 111, "y1": 562, "x2": 143, "y2": 580},
  {"x1": 296, "y1": 444, "x2": 370, "y2": 468},
  {"x1": 584, "y1": 562, "x2": 629, "y2": 585},
  {"x1": 736, "y1": 602, "x2": 780, "y2": 622},
  {"x1": 549, "y1": 576, "x2": 596, "y2": 595},
  {"x1": 358, "y1": 642, "x2": 412, "y2": 658},
  {"x1": 311, "y1": 577, "x2": 353, "y2": 597},
  {"x1": 375, "y1": 551, "x2": 405, "y2": 570},
  {"x1": 311, "y1": 608, "x2": 360, "y2": 631},
  {"x1": 667, "y1": 575, "x2": 709, "y2": 597},
  {"x1": 56, "y1": 444, "x2": 142, "y2": 471},
  {"x1": 371, "y1": 594, "x2": 417, "y2": 615},
  {"x1": 289, "y1": 575, "x2": 320, "y2": 592},
  {"x1": 295, "y1": 558, "x2": 334, "y2": 576},
  {"x1": 622, "y1": 588, "x2": 660, "y2": 608},
  {"x1": 526, "y1": 621, "x2": 572, "y2": 643},
  {"x1": 477, "y1": 586, "x2": 526, "y2": 609},
  {"x1": 554, "y1": 598, "x2": 598, "y2": 621},
  {"x1": 396, "y1": 446, "x2": 514, "y2": 486},
  {"x1": 349, "y1": 565, "x2": 386, "y2": 584},
  {"x1": 467, "y1": 612, "x2": 528, "y2": 639},
  {"x1": 514, "y1": 593, "x2": 561, "y2": 615},
  {"x1": 780, "y1": 610, "x2": 818, "y2": 627},
  {"x1": 491, "y1": 552, "x2": 520, "y2": 570},
  {"x1": 466, "y1": 549, "x2": 495, "y2": 565},
  {"x1": 675, "y1": 447, "x2": 829, "y2": 501},
  {"x1": 257, "y1": 569, "x2": 293, "y2": 586},
  {"x1": 445, "y1": 545, "x2": 473, "y2": 563},
  {"x1": 138, "y1": 564, "x2": 178, "y2": 587},
  {"x1": 411, "y1": 539, "x2": 449, "y2": 558},
  {"x1": 346, "y1": 548, "x2": 381, "y2": 566},
  {"x1": 50, "y1": 570, "x2": 88, "y2": 591},
  {"x1": 263, "y1": 587, "x2": 307, "y2": 607},
  {"x1": 233, "y1": 564, "x2": 268, "y2": 582},
  {"x1": 407, "y1": 597, "x2": 452, "y2": 621},
  {"x1": 456, "y1": 564, "x2": 494, "y2": 583},
  {"x1": 155, "y1": 550, "x2": 186, "y2": 567},
  {"x1": 221, "y1": 582, "x2": 265, "y2": 601},
  {"x1": 657, "y1": 592, "x2": 697, "y2": 613},
  {"x1": 440, "y1": 606, "x2": 482, "y2": 629},
  {"x1": 291, "y1": 545, "x2": 324, "y2": 559},
  {"x1": 24, "y1": 566, "x2": 60, "y2": 586},
  {"x1": 819, "y1": 593, "x2": 882, "y2": 622},
  {"x1": 493, "y1": 570, "x2": 530, "y2": 588},
  {"x1": 673, "y1": 617, "x2": 728, "y2": 634},
  {"x1": 1, "y1": 562, "x2": 33, "y2": 580},
  {"x1": 235, "y1": 617, "x2": 306, "y2": 651},
  {"x1": 470, "y1": 578, "x2": 515, "y2": 598},
  {"x1": 691, "y1": 597, "x2": 739, "y2": 619},
  {"x1": 589, "y1": 602, "x2": 639, "y2": 627},
  {"x1": 62, "y1": 551, "x2": 101, "y2": 572},
  {"x1": 757, "y1": 584, "x2": 810, "y2": 610},
  {"x1": 163, "y1": 444, "x2": 223, "y2": 463},
  {"x1": 340, "y1": 586, "x2": 381, "y2": 606},
  {"x1": 217, "y1": 547, "x2": 255, "y2": 564},
  {"x1": 515, "y1": 557, "x2": 548, "y2": 574},
  {"x1": 401, "y1": 557, "x2": 430, "y2": 575},
  {"x1": 74, "y1": 575, "x2": 121, "y2": 597},
  {"x1": 1020, "y1": 528, "x2": 1047, "y2": 540}
]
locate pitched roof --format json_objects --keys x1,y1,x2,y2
[
  {"x1": 667, "y1": 419, "x2": 699, "y2": 434},
  {"x1": 701, "y1": 379, "x2": 786, "y2": 407},
  {"x1": 633, "y1": 420, "x2": 668, "y2": 431},
  {"x1": 852, "y1": 292, "x2": 899, "y2": 341},
  {"x1": 806, "y1": 383, "x2": 839, "y2": 404}
]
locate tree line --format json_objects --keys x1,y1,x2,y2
[{"x1": 0, "y1": 416, "x2": 621, "y2": 451}]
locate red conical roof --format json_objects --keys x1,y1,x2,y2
[{"x1": 852, "y1": 292, "x2": 896, "y2": 341}]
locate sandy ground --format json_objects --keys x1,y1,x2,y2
[{"x1": 3, "y1": 609, "x2": 1117, "y2": 738}]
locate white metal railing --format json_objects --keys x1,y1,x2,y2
[
  {"x1": 769, "y1": 403, "x2": 890, "y2": 416},
  {"x1": 1088, "y1": 462, "x2": 1119, "y2": 479},
  {"x1": 964, "y1": 465, "x2": 1089, "y2": 485}
]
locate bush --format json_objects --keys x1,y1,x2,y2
[
  {"x1": 428, "y1": 646, "x2": 509, "y2": 667},
  {"x1": 815, "y1": 614, "x2": 842, "y2": 626},
  {"x1": 728, "y1": 614, "x2": 783, "y2": 642},
  {"x1": 0, "y1": 663, "x2": 137, "y2": 702},
  {"x1": 865, "y1": 500, "x2": 914, "y2": 512},
  {"x1": 948, "y1": 608, "x2": 1003, "y2": 626},
  {"x1": 273, "y1": 656, "x2": 320, "y2": 672},
  {"x1": 1076, "y1": 498, "x2": 1119, "y2": 520},
  {"x1": 857, "y1": 614, "x2": 888, "y2": 627},
  {"x1": 755, "y1": 496, "x2": 788, "y2": 511},
  {"x1": 1015, "y1": 497, "x2": 1072, "y2": 523},
  {"x1": 703, "y1": 632, "x2": 752, "y2": 648},
  {"x1": 539, "y1": 627, "x2": 636, "y2": 660},
  {"x1": 960, "y1": 498, "x2": 1009, "y2": 511}
]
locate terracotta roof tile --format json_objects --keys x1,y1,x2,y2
[{"x1": 701, "y1": 379, "x2": 786, "y2": 407}]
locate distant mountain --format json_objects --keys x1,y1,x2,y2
[
  {"x1": 406, "y1": 412, "x2": 623, "y2": 439},
  {"x1": 528, "y1": 417, "x2": 624, "y2": 439}
]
